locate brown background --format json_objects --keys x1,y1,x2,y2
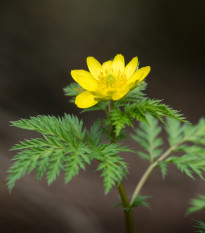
[{"x1": 0, "y1": 0, "x2": 205, "y2": 232}]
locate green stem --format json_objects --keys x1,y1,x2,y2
[
  {"x1": 118, "y1": 182, "x2": 134, "y2": 233},
  {"x1": 108, "y1": 100, "x2": 134, "y2": 233},
  {"x1": 130, "y1": 142, "x2": 185, "y2": 205}
]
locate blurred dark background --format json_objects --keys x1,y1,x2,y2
[{"x1": 0, "y1": 0, "x2": 205, "y2": 232}]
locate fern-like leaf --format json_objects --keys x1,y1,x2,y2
[
  {"x1": 108, "y1": 108, "x2": 133, "y2": 137},
  {"x1": 64, "y1": 143, "x2": 91, "y2": 183},
  {"x1": 95, "y1": 144, "x2": 129, "y2": 194},
  {"x1": 131, "y1": 114, "x2": 163, "y2": 163},
  {"x1": 194, "y1": 220, "x2": 205, "y2": 233},
  {"x1": 8, "y1": 114, "x2": 90, "y2": 191},
  {"x1": 187, "y1": 195, "x2": 205, "y2": 215},
  {"x1": 126, "y1": 98, "x2": 188, "y2": 124},
  {"x1": 164, "y1": 117, "x2": 205, "y2": 180},
  {"x1": 130, "y1": 195, "x2": 150, "y2": 209},
  {"x1": 63, "y1": 82, "x2": 83, "y2": 97},
  {"x1": 165, "y1": 117, "x2": 185, "y2": 146}
]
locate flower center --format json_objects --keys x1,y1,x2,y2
[
  {"x1": 97, "y1": 70, "x2": 127, "y2": 92},
  {"x1": 106, "y1": 74, "x2": 115, "y2": 87}
]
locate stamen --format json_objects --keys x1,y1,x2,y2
[{"x1": 96, "y1": 68, "x2": 127, "y2": 91}]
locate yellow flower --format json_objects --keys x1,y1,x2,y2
[{"x1": 71, "y1": 54, "x2": 151, "y2": 108}]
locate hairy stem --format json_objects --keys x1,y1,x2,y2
[{"x1": 130, "y1": 142, "x2": 184, "y2": 205}]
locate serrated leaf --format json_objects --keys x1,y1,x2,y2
[
  {"x1": 187, "y1": 195, "x2": 205, "y2": 215},
  {"x1": 167, "y1": 154, "x2": 205, "y2": 180},
  {"x1": 47, "y1": 150, "x2": 65, "y2": 185},
  {"x1": 131, "y1": 114, "x2": 163, "y2": 162},
  {"x1": 106, "y1": 108, "x2": 133, "y2": 137},
  {"x1": 64, "y1": 144, "x2": 91, "y2": 183},
  {"x1": 194, "y1": 219, "x2": 205, "y2": 233},
  {"x1": 130, "y1": 195, "x2": 150, "y2": 209},
  {"x1": 63, "y1": 82, "x2": 83, "y2": 97},
  {"x1": 8, "y1": 114, "x2": 91, "y2": 190},
  {"x1": 36, "y1": 151, "x2": 52, "y2": 180},
  {"x1": 184, "y1": 118, "x2": 205, "y2": 145},
  {"x1": 86, "y1": 120, "x2": 103, "y2": 147},
  {"x1": 125, "y1": 98, "x2": 188, "y2": 125},
  {"x1": 158, "y1": 161, "x2": 168, "y2": 179},
  {"x1": 165, "y1": 117, "x2": 185, "y2": 146},
  {"x1": 95, "y1": 144, "x2": 129, "y2": 194}
]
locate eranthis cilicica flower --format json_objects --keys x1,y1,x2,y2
[{"x1": 71, "y1": 54, "x2": 151, "y2": 108}]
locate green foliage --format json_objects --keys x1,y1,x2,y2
[
  {"x1": 130, "y1": 195, "x2": 150, "y2": 209},
  {"x1": 94, "y1": 144, "x2": 130, "y2": 194},
  {"x1": 194, "y1": 220, "x2": 205, "y2": 233},
  {"x1": 64, "y1": 143, "x2": 91, "y2": 183},
  {"x1": 8, "y1": 115, "x2": 130, "y2": 194},
  {"x1": 85, "y1": 120, "x2": 130, "y2": 193},
  {"x1": 125, "y1": 98, "x2": 187, "y2": 124},
  {"x1": 10, "y1": 114, "x2": 86, "y2": 141},
  {"x1": 8, "y1": 114, "x2": 90, "y2": 191},
  {"x1": 85, "y1": 120, "x2": 103, "y2": 147},
  {"x1": 63, "y1": 82, "x2": 83, "y2": 96},
  {"x1": 166, "y1": 118, "x2": 205, "y2": 147},
  {"x1": 167, "y1": 155, "x2": 205, "y2": 180},
  {"x1": 131, "y1": 115, "x2": 163, "y2": 163},
  {"x1": 187, "y1": 195, "x2": 205, "y2": 215},
  {"x1": 114, "y1": 194, "x2": 150, "y2": 210},
  {"x1": 165, "y1": 117, "x2": 205, "y2": 180},
  {"x1": 107, "y1": 96, "x2": 187, "y2": 137},
  {"x1": 157, "y1": 161, "x2": 168, "y2": 179},
  {"x1": 131, "y1": 116, "x2": 205, "y2": 181},
  {"x1": 108, "y1": 108, "x2": 133, "y2": 137},
  {"x1": 184, "y1": 118, "x2": 205, "y2": 145},
  {"x1": 165, "y1": 117, "x2": 185, "y2": 146},
  {"x1": 8, "y1": 76, "x2": 205, "y2": 214}
]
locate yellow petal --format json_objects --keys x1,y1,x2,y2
[
  {"x1": 124, "y1": 56, "x2": 138, "y2": 79},
  {"x1": 112, "y1": 54, "x2": 125, "y2": 77},
  {"x1": 127, "y1": 66, "x2": 151, "y2": 85},
  {"x1": 102, "y1": 60, "x2": 113, "y2": 74},
  {"x1": 112, "y1": 89, "x2": 129, "y2": 100},
  {"x1": 71, "y1": 70, "x2": 98, "y2": 91},
  {"x1": 87, "y1": 57, "x2": 103, "y2": 79},
  {"x1": 75, "y1": 91, "x2": 98, "y2": 108}
]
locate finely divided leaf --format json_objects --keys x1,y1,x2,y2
[
  {"x1": 131, "y1": 114, "x2": 163, "y2": 162},
  {"x1": 8, "y1": 114, "x2": 90, "y2": 191},
  {"x1": 125, "y1": 98, "x2": 188, "y2": 125},
  {"x1": 194, "y1": 220, "x2": 205, "y2": 233},
  {"x1": 107, "y1": 96, "x2": 187, "y2": 137},
  {"x1": 164, "y1": 117, "x2": 205, "y2": 180},
  {"x1": 108, "y1": 108, "x2": 133, "y2": 137},
  {"x1": 64, "y1": 144, "x2": 91, "y2": 183},
  {"x1": 130, "y1": 195, "x2": 150, "y2": 209},
  {"x1": 86, "y1": 120, "x2": 103, "y2": 147},
  {"x1": 167, "y1": 154, "x2": 205, "y2": 180},
  {"x1": 187, "y1": 195, "x2": 205, "y2": 215},
  {"x1": 158, "y1": 161, "x2": 168, "y2": 179},
  {"x1": 10, "y1": 114, "x2": 86, "y2": 142},
  {"x1": 165, "y1": 117, "x2": 185, "y2": 146},
  {"x1": 63, "y1": 82, "x2": 83, "y2": 97},
  {"x1": 184, "y1": 118, "x2": 205, "y2": 145},
  {"x1": 95, "y1": 144, "x2": 129, "y2": 194}
]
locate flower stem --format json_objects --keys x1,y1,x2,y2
[
  {"x1": 108, "y1": 100, "x2": 134, "y2": 233},
  {"x1": 118, "y1": 181, "x2": 134, "y2": 233},
  {"x1": 130, "y1": 142, "x2": 184, "y2": 205}
]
